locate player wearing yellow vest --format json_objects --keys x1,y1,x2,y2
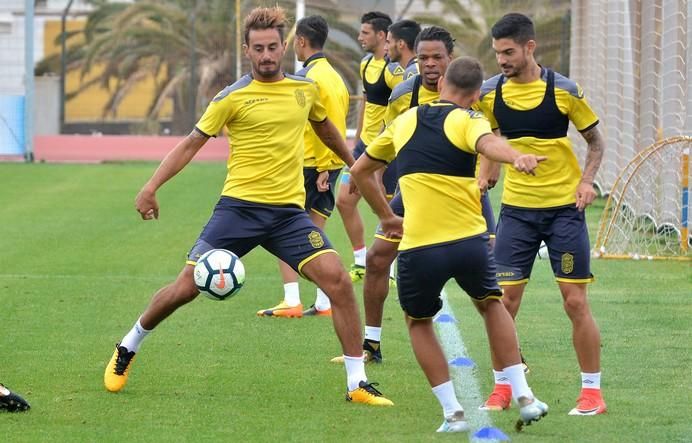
[
  {"x1": 256, "y1": 15, "x2": 350, "y2": 319},
  {"x1": 351, "y1": 57, "x2": 549, "y2": 433},
  {"x1": 476, "y1": 13, "x2": 606, "y2": 416},
  {"x1": 336, "y1": 11, "x2": 404, "y2": 283},
  {"x1": 103, "y1": 6, "x2": 392, "y2": 407},
  {"x1": 336, "y1": 26, "x2": 450, "y2": 365}
]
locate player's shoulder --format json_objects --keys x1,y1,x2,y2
[
  {"x1": 294, "y1": 64, "x2": 313, "y2": 78},
  {"x1": 387, "y1": 61, "x2": 405, "y2": 76},
  {"x1": 549, "y1": 70, "x2": 585, "y2": 99},
  {"x1": 450, "y1": 106, "x2": 487, "y2": 120},
  {"x1": 480, "y1": 73, "x2": 504, "y2": 100},
  {"x1": 389, "y1": 75, "x2": 418, "y2": 103},
  {"x1": 361, "y1": 53, "x2": 374, "y2": 64},
  {"x1": 212, "y1": 75, "x2": 253, "y2": 102},
  {"x1": 284, "y1": 72, "x2": 316, "y2": 85},
  {"x1": 404, "y1": 62, "x2": 419, "y2": 80}
]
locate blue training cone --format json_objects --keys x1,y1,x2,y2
[
  {"x1": 473, "y1": 426, "x2": 510, "y2": 440},
  {"x1": 448, "y1": 357, "x2": 475, "y2": 367},
  {"x1": 434, "y1": 313, "x2": 457, "y2": 323}
]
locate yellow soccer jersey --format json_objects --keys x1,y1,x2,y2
[
  {"x1": 360, "y1": 54, "x2": 405, "y2": 145},
  {"x1": 196, "y1": 74, "x2": 327, "y2": 208},
  {"x1": 366, "y1": 102, "x2": 493, "y2": 250},
  {"x1": 384, "y1": 75, "x2": 439, "y2": 126},
  {"x1": 297, "y1": 53, "x2": 350, "y2": 171},
  {"x1": 477, "y1": 68, "x2": 599, "y2": 208}
]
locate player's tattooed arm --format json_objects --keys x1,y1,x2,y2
[
  {"x1": 579, "y1": 126, "x2": 605, "y2": 184},
  {"x1": 574, "y1": 125, "x2": 605, "y2": 211}
]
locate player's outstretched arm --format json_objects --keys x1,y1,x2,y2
[
  {"x1": 575, "y1": 125, "x2": 605, "y2": 210},
  {"x1": 135, "y1": 129, "x2": 209, "y2": 220},
  {"x1": 310, "y1": 117, "x2": 355, "y2": 167},
  {"x1": 478, "y1": 154, "x2": 501, "y2": 192},
  {"x1": 475, "y1": 133, "x2": 546, "y2": 175}
]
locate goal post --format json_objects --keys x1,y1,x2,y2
[
  {"x1": 593, "y1": 136, "x2": 692, "y2": 261},
  {"x1": 569, "y1": 0, "x2": 690, "y2": 260}
]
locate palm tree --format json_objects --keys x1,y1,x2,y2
[{"x1": 35, "y1": 0, "x2": 364, "y2": 134}]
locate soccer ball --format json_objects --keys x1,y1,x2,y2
[{"x1": 193, "y1": 249, "x2": 245, "y2": 301}]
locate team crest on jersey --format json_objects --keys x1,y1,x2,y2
[
  {"x1": 561, "y1": 253, "x2": 574, "y2": 274},
  {"x1": 308, "y1": 231, "x2": 324, "y2": 249},
  {"x1": 295, "y1": 89, "x2": 306, "y2": 107}
]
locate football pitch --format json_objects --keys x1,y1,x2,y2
[{"x1": 1, "y1": 162, "x2": 690, "y2": 442}]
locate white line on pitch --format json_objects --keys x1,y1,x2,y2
[{"x1": 435, "y1": 288, "x2": 501, "y2": 443}]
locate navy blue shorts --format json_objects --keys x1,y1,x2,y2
[
  {"x1": 303, "y1": 167, "x2": 340, "y2": 219},
  {"x1": 397, "y1": 235, "x2": 502, "y2": 319},
  {"x1": 494, "y1": 205, "x2": 593, "y2": 284},
  {"x1": 187, "y1": 197, "x2": 335, "y2": 275},
  {"x1": 351, "y1": 139, "x2": 397, "y2": 196}
]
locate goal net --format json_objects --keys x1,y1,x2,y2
[
  {"x1": 593, "y1": 136, "x2": 691, "y2": 260},
  {"x1": 569, "y1": 0, "x2": 691, "y2": 260}
]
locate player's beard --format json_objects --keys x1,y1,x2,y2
[
  {"x1": 255, "y1": 61, "x2": 281, "y2": 80},
  {"x1": 501, "y1": 56, "x2": 528, "y2": 78}
]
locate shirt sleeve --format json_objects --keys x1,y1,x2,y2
[
  {"x1": 308, "y1": 83, "x2": 328, "y2": 122},
  {"x1": 196, "y1": 94, "x2": 236, "y2": 136},
  {"x1": 445, "y1": 108, "x2": 492, "y2": 154},
  {"x1": 365, "y1": 120, "x2": 397, "y2": 163},
  {"x1": 384, "y1": 92, "x2": 411, "y2": 126},
  {"x1": 566, "y1": 83, "x2": 599, "y2": 131},
  {"x1": 385, "y1": 63, "x2": 405, "y2": 90},
  {"x1": 474, "y1": 94, "x2": 499, "y2": 131}
]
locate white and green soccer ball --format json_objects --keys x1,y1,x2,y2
[{"x1": 193, "y1": 249, "x2": 245, "y2": 301}]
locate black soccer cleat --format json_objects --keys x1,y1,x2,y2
[{"x1": 0, "y1": 384, "x2": 31, "y2": 412}]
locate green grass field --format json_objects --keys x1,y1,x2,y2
[{"x1": 1, "y1": 162, "x2": 691, "y2": 442}]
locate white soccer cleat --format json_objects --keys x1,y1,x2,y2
[
  {"x1": 516, "y1": 397, "x2": 548, "y2": 431},
  {"x1": 436, "y1": 410, "x2": 470, "y2": 433}
]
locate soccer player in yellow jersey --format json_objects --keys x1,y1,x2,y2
[
  {"x1": 339, "y1": 26, "x2": 452, "y2": 365},
  {"x1": 256, "y1": 15, "x2": 350, "y2": 318},
  {"x1": 336, "y1": 11, "x2": 404, "y2": 282},
  {"x1": 385, "y1": 19, "x2": 420, "y2": 81},
  {"x1": 103, "y1": 6, "x2": 392, "y2": 407},
  {"x1": 351, "y1": 57, "x2": 549, "y2": 433},
  {"x1": 476, "y1": 13, "x2": 607, "y2": 416}
]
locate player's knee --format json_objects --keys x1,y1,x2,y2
[
  {"x1": 562, "y1": 293, "x2": 588, "y2": 317},
  {"x1": 335, "y1": 196, "x2": 352, "y2": 213},
  {"x1": 366, "y1": 246, "x2": 394, "y2": 273}
]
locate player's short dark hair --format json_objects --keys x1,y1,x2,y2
[
  {"x1": 445, "y1": 57, "x2": 484, "y2": 93},
  {"x1": 361, "y1": 11, "x2": 392, "y2": 34},
  {"x1": 244, "y1": 6, "x2": 288, "y2": 44},
  {"x1": 414, "y1": 26, "x2": 455, "y2": 55},
  {"x1": 388, "y1": 19, "x2": 421, "y2": 50},
  {"x1": 296, "y1": 15, "x2": 328, "y2": 49},
  {"x1": 491, "y1": 13, "x2": 535, "y2": 44}
]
